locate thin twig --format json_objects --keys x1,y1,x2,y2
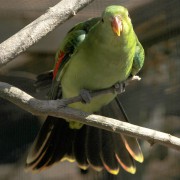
[
  {"x1": 0, "y1": 0, "x2": 95, "y2": 67},
  {"x1": 0, "y1": 81, "x2": 180, "y2": 151}
]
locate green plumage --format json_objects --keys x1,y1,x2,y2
[{"x1": 26, "y1": 5, "x2": 144, "y2": 175}]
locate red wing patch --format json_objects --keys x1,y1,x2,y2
[{"x1": 53, "y1": 50, "x2": 65, "y2": 79}]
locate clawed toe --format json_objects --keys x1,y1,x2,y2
[{"x1": 80, "y1": 89, "x2": 92, "y2": 104}]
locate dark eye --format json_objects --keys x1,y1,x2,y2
[{"x1": 101, "y1": 18, "x2": 104, "y2": 23}]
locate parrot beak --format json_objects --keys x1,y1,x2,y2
[{"x1": 111, "y1": 16, "x2": 123, "y2": 36}]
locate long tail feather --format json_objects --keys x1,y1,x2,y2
[
  {"x1": 100, "y1": 97, "x2": 144, "y2": 162},
  {"x1": 33, "y1": 124, "x2": 59, "y2": 171},
  {"x1": 100, "y1": 129, "x2": 119, "y2": 175},
  {"x1": 45, "y1": 120, "x2": 75, "y2": 166},
  {"x1": 121, "y1": 135, "x2": 144, "y2": 163},
  {"x1": 115, "y1": 97, "x2": 144, "y2": 163},
  {"x1": 26, "y1": 117, "x2": 55, "y2": 170},
  {"x1": 114, "y1": 134, "x2": 136, "y2": 174},
  {"x1": 73, "y1": 126, "x2": 89, "y2": 170},
  {"x1": 26, "y1": 117, "x2": 75, "y2": 170},
  {"x1": 85, "y1": 126, "x2": 103, "y2": 171}
]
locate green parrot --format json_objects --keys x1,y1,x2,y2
[{"x1": 26, "y1": 5, "x2": 144, "y2": 175}]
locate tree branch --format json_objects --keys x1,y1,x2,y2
[
  {"x1": 0, "y1": 0, "x2": 95, "y2": 67},
  {"x1": 0, "y1": 81, "x2": 180, "y2": 151}
]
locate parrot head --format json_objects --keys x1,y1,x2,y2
[{"x1": 101, "y1": 5, "x2": 132, "y2": 37}]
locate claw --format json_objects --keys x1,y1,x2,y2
[
  {"x1": 114, "y1": 82, "x2": 126, "y2": 94},
  {"x1": 80, "y1": 89, "x2": 92, "y2": 104}
]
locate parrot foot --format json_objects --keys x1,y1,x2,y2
[
  {"x1": 80, "y1": 89, "x2": 92, "y2": 104},
  {"x1": 114, "y1": 81, "x2": 126, "y2": 94}
]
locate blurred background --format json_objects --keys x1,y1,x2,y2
[{"x1": 0, "y1": 0, "x2": 180, "y2": 179}]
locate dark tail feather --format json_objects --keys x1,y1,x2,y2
[
  {"x1": 113, "y1": 134, "x2": 136, "y2": 174},
  {"x1": 73, "y1": 126, "x2": 89, "y2": 170},
  {"x1": 115, "y1": 97, "x2": 144, "y2": 163},
  {"x1": 85, "y1": 126, "x2": 103, "y2": 171},
  {"x1": 121, "y1": 135, "x2": 143, "y2": 163},
  {"x1": 26, "y1": 117, "x2": 75, "y2": 171},
  {"x1": 101, "y1": 129, "x2": 119, "y2": 175},
  {"x1": 32, "y1": 122, "x2": 60, "y2": 171},
  {"x1": 26, "y1": 117, "x2": 55, "y2": 170},
  {"x1": 45, "y1": 119, "x2": 75, "y2": 167}
]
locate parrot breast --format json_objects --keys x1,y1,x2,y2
[{"x1": 60, "y1": 22, "x2": 136, "y2": 114}]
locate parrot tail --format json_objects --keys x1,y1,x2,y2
[{"x1": 26, "y1": 99, "x2": 143, "y2": 175}]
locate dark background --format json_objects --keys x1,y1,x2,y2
[{"x1": 0, "y1": 0, "x2": 180, "y2": 179}]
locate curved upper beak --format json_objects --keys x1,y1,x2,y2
[{"x1": 111, "y1": 16, "x2": 123, "y2": 36}]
